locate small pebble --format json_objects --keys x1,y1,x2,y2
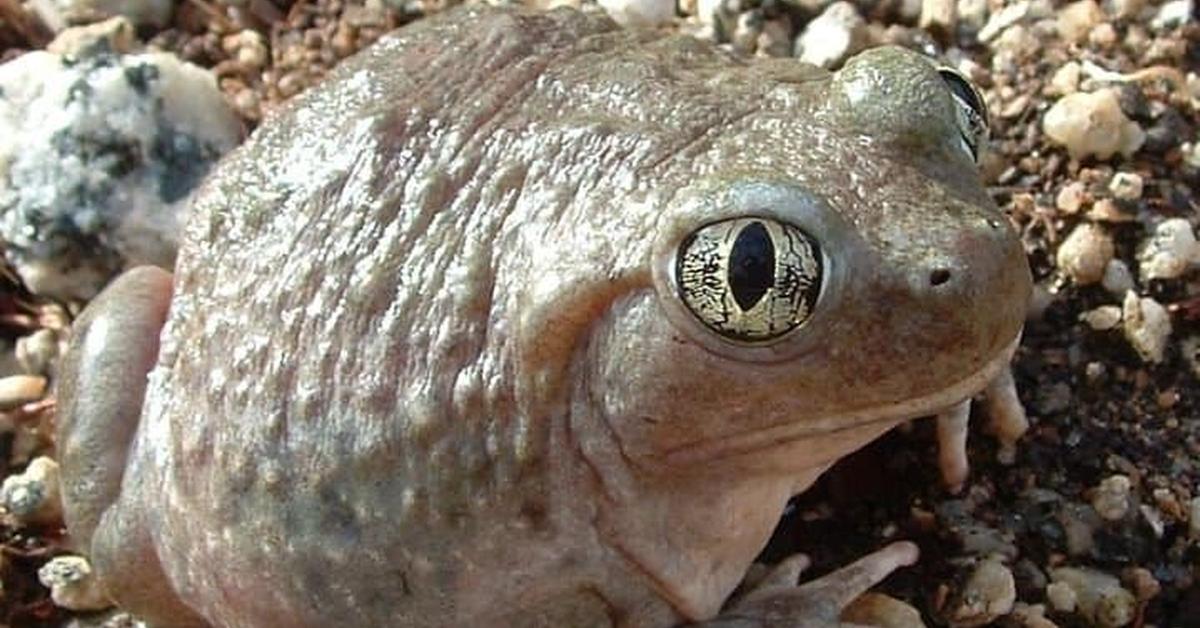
[
  {"x1": 16, "y1": 329, "x2": 62, "y2": 377},
  {"x1": 841, "y1": 592, "x2": 927, "y2": 628},
  {"x1": 794, "y1": 1, "x2": 868, "y2": 69},
  {"x1": 1122, "y1": 291, "x2": 1171, "y2": 363},
  {"x1": 1049, "y1": 567, "x2": 1136, "y2": 627},
  {"x1": 0, "y1": 375, "x2": 47, "y2": 410},
  {"x1": 0, "y1": 456, "x2": 62, "y2": 526},
  {"x1": 1056, "y1": 0, "x2": 1103, "y2": 44},
  {"x1": 1081, "y1": 306, "x2": 1122, "y2": 331},
  {"x1": 1086, "y1": 198, "x2": 1134, "y2": 223},
  {"x1": 945, "y1": 558, "x2": 1016, "y2": 628},
  {"x1": 1057, "y1": 223, "x2": 1114, "y2": 285},
  {"x1": 1046, "y1": 581, "x2": 1078, "y2": 612},
  {"x1": 1107, "y1": 172, "x2": 1143, "y2": 200},
  {"x1": 1009, "y1": 603, "x2": 1060, "y2": 628},
  {"x1": 1048, "y1": 62, "x2": 1081, "y2": 96},
  {"x1": 1055, "y1": 181, "x2": 1087, "y2": 213},
  {"x1": 1101, "y1": 259, "x2": 1135, "y2": 295},
  {"x1": 598, "y1": 0, "x2": 675, "y2": 26},
  {"x1": 1103, "y1": 0, "x2": 1143, "y2": 19},
  {"x1": 1090, "y1": 475, "x2": 1131, "y2": 521},
  {"x1": 1137, "y1": 218, "x2": 1198, "y2": 281},
  {"x1": 45, "y1": 16, "x2": 136, "y2": 56},
  {"x1": 38, "y1": 556, "x2": 112, "y2": 611},
  {"x1": 977, "y1": 0, "x2": 1030, "y2": 42},
  {"x1": 1043, "y1": 89, "x2": 1146, "y2": 161},
  {"x1": 919, "y1": 0, "x2": 958, "y2": 36},
  {"x1": 1123, "y1": 567, "x2": 1160, "y2": 602}
]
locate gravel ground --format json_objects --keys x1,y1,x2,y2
[{"x1": 0, "y1": 0, "x2": 1198, "y2": 625}]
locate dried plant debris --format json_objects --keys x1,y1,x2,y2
[{"x1": 0, "y1": 0, "x2": 1198, "y2": 625}]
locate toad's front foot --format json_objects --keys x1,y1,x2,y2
[{"x1": 693, "y1": 542, "x2": 918, "y2": 628}]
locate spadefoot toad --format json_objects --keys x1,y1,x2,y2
[{"x1": 57, "y1": 6, "x2": 1032, "y2": 627}]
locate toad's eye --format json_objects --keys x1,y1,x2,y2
[
  {"x1": 938, "y1": 67, "x2": 989, "y2": 163},
  {"x1": 675, "y1": 217, "x2": 823, "y2": 343}
]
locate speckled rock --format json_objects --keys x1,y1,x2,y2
[
  {"x1": 1137, "y1": 218, "x2": 1198, "y2": 281},
  {"x1": 1122, "y1": 291, "x2": 1171, "y2": 363},
  {"x1": 38, "y1": 555, "x2": 113, "y2": 611},
  {"x1": 1043, "y1": 90, "x2": 1145, "y2": 161},
  {"x1": 1048, "y1": 567, "x2": 1136, "y2": 628},
  {"x1": 1057, "y1": 223, "x2": 1114, "y2": 285},
  {"x1": 0, "y1": 32, "x2": 241, "y2": 301},
  {"x1": 0, "y1": 456, "x2": 62, "y2": 526}
]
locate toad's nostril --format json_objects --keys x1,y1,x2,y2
[{"x1": 929, "y1": 268, "x2": 952, "y2": 286}]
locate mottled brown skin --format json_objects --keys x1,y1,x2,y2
[{"x1": 57, "y1": 6, "x2": 1031, "y2": 627}]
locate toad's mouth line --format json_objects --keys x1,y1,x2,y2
[{"x1": 663, "y1": 334, "x2": 1022, "y2": 466}]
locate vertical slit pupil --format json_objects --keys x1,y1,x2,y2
[{"x1": 728, "y1": 221, "x2": 775, "y2": 311}]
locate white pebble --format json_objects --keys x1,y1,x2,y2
[
  {"x1": 946, "y1": 558, "x2": 1016, "y2": 627},
  {"x1": 977, "y1": 0, "x2": 1030, "y2": 42},
  {"x1": 38, "y1": 555, "x2": 112, "y2": 611},
  {"x1": 1057, "y1": 223, "x2": 1114, "y2": 285},
  {"x1": 598, "y1": 0, "x2": 675, "y2": 26},
  {"x1": 1108, "y1": 172, "x2": 1143, "y2": 201},
  {"x1": 1055, "y1": 181, "x2": 1087, "y2": 213},
  {"x1": 1150, "y1": 0, "x2": 1193, "y2": 30},
  {"x1": 1122, "y1": 291, "x2": 1171, "y2": 363},
  {"x1": 16, "y1": 329, "x2": 63, "y2": 377},
  {"x1": 1102, "y1": 259, "x2": 1135, "y2": 295},
  {"x1": 1046, "y1": 581, "x2": 1078, "y2": 612},
  {"x1": 1048, "y1": 62, "x2": 1082, "y2": 96},
  {"x1": 1091, "y1": 474, "x2": 1131, "y2": 521},
  {"x1": 1056, "y1": 0, "x2": 1103, "y2": 43},
  {"x1": 1043, "y1": 89, "x2": 1146, "y2": 161},
  {"x1": 1138, "y1": 218, "x2": 1198, "y2": 281},
  {"x1": 1049, "y1": 567, "x2": 1136, "y2": 627},
  {"x1": 1080, "y1": 305, "x2": 1122, "y2": 331},
  {"x1": 0, "y1": 375, "x2": 47, "y2": 410},
  {"x1": 794, "y1": 2, "x2": 868, "y2": 69},
  {"x1": 0, "y1": 457, "x2": 62, "y2": 526}
]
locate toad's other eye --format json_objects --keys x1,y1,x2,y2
[
  {"x1": 938, "y1": 67, "x2": 989, "y2": 163},
  {"x1": 675, "y1": 217, "x2": 823, "y2": 343}
]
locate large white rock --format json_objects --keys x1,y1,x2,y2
[{"x1": 0, "y1": 39, "x2": 240, "y2": 301}]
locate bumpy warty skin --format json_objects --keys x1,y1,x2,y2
[{"x1": 65, "y1": 5, "x2": 1031, "y2": 627}]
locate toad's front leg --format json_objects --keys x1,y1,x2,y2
[
  {"x1": 57, "y1": 266, "x2": 208, "y2": 627},
  {"x1": 695, "y1": 542, "x2": 919, "y2": 628}
]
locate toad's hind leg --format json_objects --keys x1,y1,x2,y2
[{"x1": 57, "y1": 266, "x2": 207, "y2": 627}]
